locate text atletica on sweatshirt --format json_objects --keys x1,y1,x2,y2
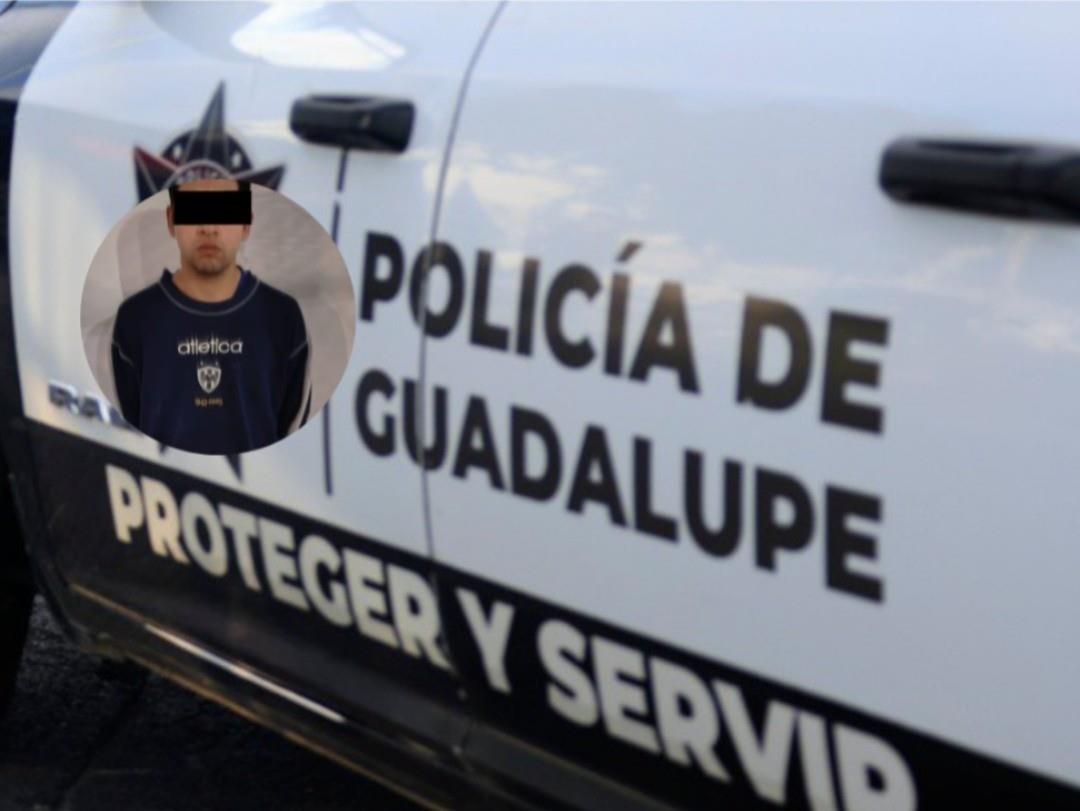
[{"x1": 111, "y1": 267, "x2": 311, "y2": 454}]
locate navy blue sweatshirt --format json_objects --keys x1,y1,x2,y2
[{"x1": 111, "y1": 267, "x2": 311, "y2": 454}]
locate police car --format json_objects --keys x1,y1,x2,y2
[{"x1": 2, "y1": 1, "x2": 1079, "y2": 808}]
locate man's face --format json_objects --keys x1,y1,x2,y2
[{"x1": 166, "y1": 178, "x2": 251, "y2": 276}]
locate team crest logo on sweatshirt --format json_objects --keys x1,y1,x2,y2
[{"x1": 197, "y1": 360, "x2": 222, "y2": 394}]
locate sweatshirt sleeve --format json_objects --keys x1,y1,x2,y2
[
  {"x1": 111, "y1": 305, "x2": 141, "y2": 428},
  {"x1": 277, "y1": 302, "x2": 310, "y2": 439}
]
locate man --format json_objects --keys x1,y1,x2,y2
[{"x1": 111, "y1": 177, "x2": 311, "y2": 454}]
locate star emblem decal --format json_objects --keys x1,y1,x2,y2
[{"x1": 133, "y1": 80, "x2": 285, "y2": 199}]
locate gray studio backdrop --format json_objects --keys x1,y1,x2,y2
[{"x1": 80, "y1": 183, "x2": 355, "y2": 435}]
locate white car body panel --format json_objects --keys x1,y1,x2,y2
[
  {"x1": 425, "y1": 0, "x2": 1080, "y2": 790},
  {"x1": 7, "y1": 1, "x2": 1080, "y2": 807}
]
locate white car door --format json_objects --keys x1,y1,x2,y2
[
  {"x1": 11, "y1": 0, "x2": 499, "y2": 751},
  {"x1": 415, "y1": 3, "x2": 1080, "y2": 808}
]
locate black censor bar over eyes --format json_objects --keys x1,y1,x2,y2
[{"x1": 169, "y1": 182, "x2": 252, "y2": 225}]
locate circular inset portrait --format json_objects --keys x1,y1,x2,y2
[{"x1": 80, "y1": 178, "x2": 355, "y2": 455}]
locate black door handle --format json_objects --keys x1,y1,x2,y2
[
  {"x1": 879, "y1": 137, "x2": 1080, "y2": 223},
  {"x1": 289, "y1": 95, "x2": 414, "y2": 153}
]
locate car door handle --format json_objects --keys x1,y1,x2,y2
[
  {"x1": 879, "y1": 137, "x2": 1080, "y2": 223},
  {"x1": 289, "y1": 95, "x2": 414, "y2": 153}
]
